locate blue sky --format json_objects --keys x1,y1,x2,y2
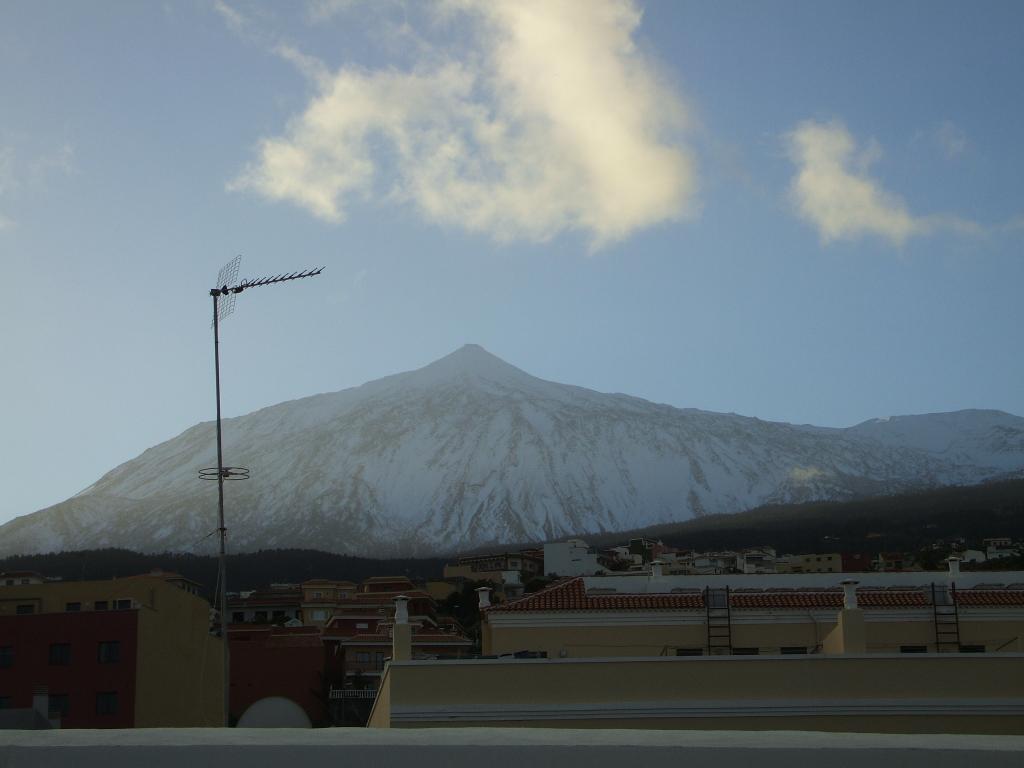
[{"x1": 1, "y1": 0, "x2": 1022, "y2": 525}]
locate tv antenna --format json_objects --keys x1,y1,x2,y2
[{"x1": 199, "y1": 255, "x2": 323, "y2": 727}]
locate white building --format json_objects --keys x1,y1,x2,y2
[{"x1": 543, "y1": 539, "x2": 606, "y2": 577}]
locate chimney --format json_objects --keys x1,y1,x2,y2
[
  {"x1": 823, "y1": 580, "x2": 866, "y2": 655},
  {"x1": 947, "y1": 557, "x2": 961, "y2": 581},
  {"x1": 840, "y1": 579, "x2": 859, "y2": 609},
  {"x1": 392, "y1": 595, "x2": 411, "y2": 662},
  {"x1": 476, "y1": 586, "x2": 492, "y2": 609},
  {"x1": 650, "y1": 560, "x2": 664, "y2": 579},
  {"x1": 32, "y1": 685, "x2": 48, "y2": 720}
]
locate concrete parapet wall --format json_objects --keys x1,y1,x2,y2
[{"x1": 1, "y1": 728, "x2": 1023, "y2": 768}]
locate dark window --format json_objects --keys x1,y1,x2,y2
[
  {"x1": 65, "y1": 602, "x2": 81, "y2": 612},
  {"x1": 781, "y1": 646, "x2": 808, "y2": 655},
  {"x1": 115, "y1": 599, "x2": 132, "y2": 610},
  {"x1": 94, "y1": 601, "x2": 108, "y2": 611},
  {"x1": 98, "y1": 641, "x2": 120, "y2": 664},
  {"x1": 96, "y1": 691, "x2": 118, "y2": 715},
  {"x1": 254, "y1": 611, "x2": 268, "y2": 622},
  {"x1": 356, "y1": 652, "x2": 370, "y2": 663},
  {"x1": 273, "y1": 611, "x2": 285, "y2": 621},
  {"x1": 731, "y1": 647, "x2": 759, "y2": 655},
  {"x1": 49, "y1": 694, "x2": 70, "y2": 718},
  {"x1": 49, "y1": 643, "x2": 72, "y2": 666},
  {"x1": 15, "y1": 604, "x2": 34, "y2": 615},
  {"x1": 900, "y1": 645, "x2": 927, "y2": 654},
  {"x1": 0, "y1": 647, "x2": 12, "y2": 668},
  {"x1": 374, "y1": 652, "x2": 385, "y2": 670},
  {"x1": 232, "y1": 612, "x2": 244, "y2": 623},
  {"x1": 675, "y1": 648, "x2": 703, "y2": 656},
  {"x1": 959, "y1": 645, "x2": 986, "y2": 653}
]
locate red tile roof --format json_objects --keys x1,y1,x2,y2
[
  {"x1": 956, "y1": 590, "x2": 1024, "y2": 606},
  {"x1": 486, "y1": 578, "x2": 1017, "y2": 613},
  {"x1": 489, "y1": 578, "x2": 703, "y2": 612}
]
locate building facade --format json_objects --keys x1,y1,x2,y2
[{"x1": 0, "y1": 571, "x2": 223, "y2": 727}]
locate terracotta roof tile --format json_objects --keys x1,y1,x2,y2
[
  {"x1": 956, "y1": 590, "x2": 1024, "y2": 606},
  {"x1": 490, "y1": 579, "x2": 948, "y2": 613}
]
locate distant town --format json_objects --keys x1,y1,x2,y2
[{"x1": 2, "y1": 529, "x2": 1022, "y2": 730}]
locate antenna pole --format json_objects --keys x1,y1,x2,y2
[
  {"x1": 201, "y1": 257, "x2": 322, "y2": 728},
  {"x1": 211, "y1": 289, "x2": 229, "y2": 727}
]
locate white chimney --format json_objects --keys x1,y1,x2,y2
[
  {"x1": 394, "y1": 595, "x2": 410, "y2": 625},
  {"x1": 947, "y1": 557, "x2": 961, "y2": 580},
  {"x1": 476, "y1": 586, "x2": 492, "y2": 609},
  {"x1": 840, "y1": 579, "x2": 859, "y2": 609},
  {"x1": 392, "y1": 596, "x2": 412, "y2": 662}
]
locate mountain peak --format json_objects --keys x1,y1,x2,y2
[{"x1": 411, "y1": 344, "x2": 535, "y2": 386}]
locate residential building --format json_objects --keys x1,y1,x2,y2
[
  {"x1": 228, "y1": 585, "x2": 303, "y2": 625},
  {"x1": 367, "y1": 564, "x2": 1024, "y2": 733},
  {"x1": 783, "y1": 552, "x2": 843, "y2": 573},
  {"x1": 0, "y1": 572, "x2": 45, "y2": 587},
  {"x1": 0, "y1": 571, "x2": 223, "y2": 727},
  {"x1": 301, "y1": 579, "x2": 358, "y2": 626},
  {"x1": 442, "y1": 551, "x2": 543, "y2": 584},
  {"x1": 480, "y1": 563, "x2": 1024, "y2": 658},
  {"x1": 543, "y1": 539, "x2": 606, "y2": 577}
]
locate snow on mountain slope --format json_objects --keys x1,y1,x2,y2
[{"x1": 2, "y1": 345, "x2": 1022, "y2": 557}]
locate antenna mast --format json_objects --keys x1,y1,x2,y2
[{"x1": 200, "y1": 256, "x2": 323, "y2": 726}]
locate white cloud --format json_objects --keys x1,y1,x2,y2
[
  {"x1": 306, "y1": 0, "x2": 357, "y2": 24},
  {"x1": 786, "y1": 120, "x2": 926, "y2": 246},
  {"x1": 212, "y1": 0, "x2": 249, "y2": 36},
  {"x1": 231, "y1": 0, "x2": 696, "y2": 247}
]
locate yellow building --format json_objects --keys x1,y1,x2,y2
[
  {"x1": 0, "y1": 570, "x2": 223, "y2": 727},
  {"x1": 367, "y1": 563, "x2": 1024, "y2": 733}
]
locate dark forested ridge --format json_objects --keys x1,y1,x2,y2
[
  {"x1": 0, "y1": 548, "x2": 447, "y2": 597},
  {"x1": 582, "y1": 477, "x2": 1024, "y2": 555},
  {"x1": 2, "y1": 479, "x2": 1022, "y2": 593}
]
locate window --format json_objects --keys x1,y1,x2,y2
[
  {"x1": 49, "y1": 643, "x2": 72, "y2": 666},
  {"x1": 232, "y1": 612, "x2": 244, "y2": 623},
  {"x1": 313, "y1": 591, "x2": 323, "y2": 599},
  {"x1": 675, "y1": 648, "x2": 703, "y2": 656},
  {"x1": 781, "y1": 646, "x2": 808, "y2": 655},
  {"x1": 15, "y1": 604, "x2": 34, "y2": 615},
  {"x1": 900, "y1": 645, "x2": 927, "y2": 654},
  {"x1": 356, "y1": 622, "x2": 369, "y2": 629},
  {"x1": 731, "y1": 648, "x2": 759, "y2": 655},
  {"x1": 95, "y1": 691, "x2": 118, "y2": 715},
  {"x1": 374, "y1": 652, "x2": 385, "y2": 670},
  {"x1": 115, "y1": 599, "x2": 132, "y2": 610},
  {"x1": 95, "y1": 601, "x2": 108, "y2": 611},
  {"x1": 0, "y1": 647, "x2": 12, "y2": 668},
  {"x1": 49, "y1": 694, "x2": 70, "y2": 718},
  {"x1": 0, "y1": 697, "x2": 10, "y2": 709},
  {"x1": 959, "y1": 645, "x2": 986, "y2": 653},
  {"x1": 98, "y1": 641, "x2": 120, "y2": 664},
  {"x1": 254, "y1": 611, "x2": 268, "y2": 622},
  {"x1": 65, "y1": 602, "x2": 81, "y2": 612},
  {"x1": 272, "y1": 611, "x2": 285, "y2": 621},
  {"x1": 356, "y1": 652, "x2": 370, "y2": 663},
  {"x1": 311, "y1": 609, "x2": 327, "y2": 621}
]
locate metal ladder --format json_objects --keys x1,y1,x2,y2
[
  {"x1": 932, "y1": 582, "x2": 960, "y2": 652},
  {"x1": 706, "y1": 586, "x2": 732, "y2": 655}
]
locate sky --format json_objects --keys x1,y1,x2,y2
[{"x1": 1, "y1": 0, "x2": 1023, "y2": 526}]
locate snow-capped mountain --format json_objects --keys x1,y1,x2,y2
[{"x1": 2, "y1": 344, "x2": 1023, "y2": 557}]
